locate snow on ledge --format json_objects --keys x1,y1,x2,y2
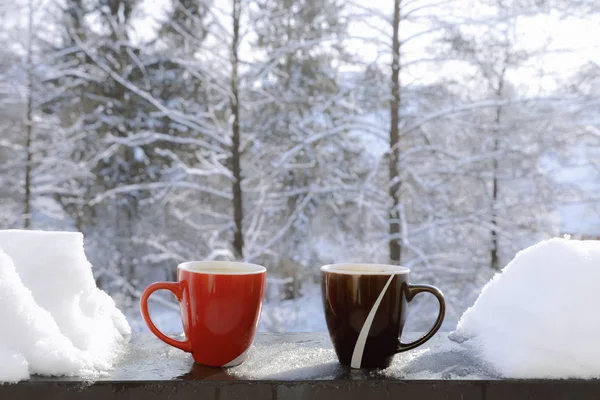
[
  {"x1": 0, "y1": 230, "x2": 131, "y2": 383},
  {"x1": 452, "y1": 237, "x2": 600, "y2": 379}
]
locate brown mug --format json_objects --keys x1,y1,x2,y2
[{"x1": 321, "y1": 263, "x2": 445, "y2": 369}]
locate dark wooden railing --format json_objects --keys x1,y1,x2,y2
[{"x1": 1, "y1": 333, "x2": 598, "y2": 399}]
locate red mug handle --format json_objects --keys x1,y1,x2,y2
[{"x1": 140, "y1": 282, "x2": 192, "y2": 352}]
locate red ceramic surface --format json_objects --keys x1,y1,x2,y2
[{"x1": 140, "y1": 261, "x2": 266, "y2": 367}]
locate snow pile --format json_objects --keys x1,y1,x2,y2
[
  {"x1": 452, "y1": 237, "x2": 600, "y2": 378},
  {"x1": 0, "y1": 230, "x2": 130, "y2": 383}
]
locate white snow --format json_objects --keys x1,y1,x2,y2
[
  {"x1": 229, "y1": 340, "x2": 338, "y2": 380},
  {"x1": 0, "y1": 230, "x2": 131, "y2": 383},
  {"x1": 381, "y1": 333, "x2": 495, "y2": 380},
  {"x1": 0, "y1": 347, "x2": 28, "y2": 383},
  {"x1": 452, "y1": 237, "x2": 600, "y2": 378},
  {"x1": 226, "y1": 332, "x2": 497, "y2": 380}
]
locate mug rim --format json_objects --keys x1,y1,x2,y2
[
  {"x1": 320, "y1": 263, "x2": 410, "y2": 275},
  {"x1": 178, "y1": 260, "x2": 266, "y2": 275}
]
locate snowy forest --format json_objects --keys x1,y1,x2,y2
[{"x1": 0, "y1": 0, "x2": 598, "y2": 332}]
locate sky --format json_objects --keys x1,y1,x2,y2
[
  {"x1": 130, "y1": 0, "x2": 600, "y2": 95},
  {"x1": 2, "y1": 0, "x2": 598, "y2": 94}
]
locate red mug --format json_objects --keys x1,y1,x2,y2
[{"x1": 140, "y1": 261, "x2": 267, "y2": 367}]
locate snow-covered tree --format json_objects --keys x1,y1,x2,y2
[
  {"x1": 244, "y1": 0, "x2": 370, "y2": 299},
  {"x1": 0, "y1": 0, "x2": 83, "y2": 231},
  {"x1": 345, "y1": 0, "x2": 475, "y2": 267}
]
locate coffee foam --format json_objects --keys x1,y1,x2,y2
[
  {"x1": 178, "y1": 261, "x2": 266, "y2": 275},
  {"x1": 321, "y1": 264, "x2": 410, "y2": 275}
]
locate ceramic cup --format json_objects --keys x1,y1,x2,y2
[
  {"x1": 321, "y1": 263, "x2": 445, "y2": 369},
  {"x1": 140, "y1": 261, "x2": 266, "y2": 367}
]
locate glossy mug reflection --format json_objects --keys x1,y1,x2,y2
[
  {"x1": 321, "y1": 264, "x2": 445, "y2": 369},
  {"x1": 140, "y1": 261, "x2": 266, "y2": 367}
]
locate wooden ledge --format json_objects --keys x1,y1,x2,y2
[{"x1": 1, "y1": 333, "x2": 599, "y2": 399}]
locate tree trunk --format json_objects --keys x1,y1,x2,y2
[
  {"x1": 23, "y1": 0, "x2": 34, "y2": 229},
  {"x1": 231, "y1": 0, "x2": 244, "y2": 259},
  {"x1": 389, "y1": 0, "x2": 402, "y2": 264},
  {"x1": 24, "y1": 99, "x2": 33, "y2": 229},
  {"x1": 490, "y1": 134, "x2": 499, "y2": 270},
  {"x1": 490, "y1": 69, "x2": 505, "y2": 270}
]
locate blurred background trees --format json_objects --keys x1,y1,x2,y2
[{"x1": 0, "y1": 0, "x2": 598, "y2": 331}]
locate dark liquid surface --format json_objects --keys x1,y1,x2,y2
[{"x1": 321, "y1": 272, "x2": 408, "y2": 369}]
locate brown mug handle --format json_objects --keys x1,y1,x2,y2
[{"x1": 396, "y1": 284, "x2": 445, "y2": 353}]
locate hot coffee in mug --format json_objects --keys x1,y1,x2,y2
[
  {"x1": 321, "y1": 263, "x2": 445, "y2": 369},
  {"x1": 140, "y1": 261, "x2": 266, "y2": 367}
]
